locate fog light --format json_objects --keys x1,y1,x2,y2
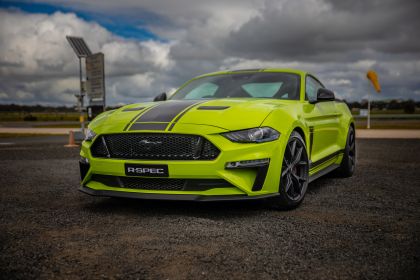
[{"x1": 225, "y1": 158, "x2": 270, "y2": 169}]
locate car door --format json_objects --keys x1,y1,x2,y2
[{"x1": 302, "y1": 75, "x2": 341, "y2": 164}]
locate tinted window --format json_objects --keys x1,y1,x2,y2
[
  {"x1": 184, "y1": 83, "x2": 218, "y2": 99},
  {"x1": 171, "y1": 72, "x2": 300, "y2": 100},
  {"x1": 306, "y1": 76, "x2": 324, "y2": 102}
]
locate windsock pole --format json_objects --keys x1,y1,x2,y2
[
  {"x1": 367, "y1": 93, "x2": 371, "y2": 129},
  {"x1": 366, "y1": 70, "x2": 381, "y2": 130}
]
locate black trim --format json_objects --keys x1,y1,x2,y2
[
  {"x1": 197, "y1": 106, "x2": 230, "y2": 110},
  {"x1": 129, "y1": 122, "x2": 169, "y2": 131},
  {"x1": 230, "y1": 69, "x2": 264, "y2": 72},
  {"x1": 310, "y1": 150, "x2": 344, "y2": 169},
  {"x1": 309, "y1": 164, "x2": 339, "y2": 183},
  {"x1": 122, "y1": 107, "x2": 145, "y2": 112},
  {"x1": 252, "y1": 164, "x2": 270, "y2": 191},
  {"x1": 309, "y1": 126, "x2": 314, "y2": 158},
  {"x1": 79, "y1": 160, "x2": 90, "y2": 181},
  {"x1": 136, "y1": 100, "x2": 199, "y2": 122},
  {"x1": 79, "y1": 185, "x2": 279, "y2": 201}
]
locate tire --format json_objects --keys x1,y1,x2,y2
[
  {"x1": 335, "y1": 125, "x2": 356, "y2": 177},
  {"x1": 268, "y1": 131, "x2": 309, "y2": 210}
]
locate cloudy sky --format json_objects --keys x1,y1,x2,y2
[{"x1": 0, "y1": 0, "x2": 419, "y2": 106}]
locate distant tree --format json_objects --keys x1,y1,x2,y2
[
  {"x1": 403, "y1": 100, "x2": 416, "y2": 114},
  {"x1": 360, "y1": 99, "x2": 368, "y2": 109},
  {"x1": 351, "y1": 101, "x2": 361, "y2": 109},
  {"x1": 387, "y1": 99, "x2": 401, "y2": 110}
]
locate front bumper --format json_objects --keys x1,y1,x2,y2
[{"x1": 79, "y1": 126, "x2": 287, "y2": 198}]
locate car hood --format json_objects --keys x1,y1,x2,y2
[{"x1": 90, "y1": 99, "x2": 288, "y2": 133}]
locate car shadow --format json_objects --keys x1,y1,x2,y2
[
  {"x1": 80, "y1": 172, "x2": 343, "y2": 218},
  {"x1": 81, "y1": 195, "x2": 273, "y2": 219}
]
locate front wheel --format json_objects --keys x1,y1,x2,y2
[{"x1": 269, "y1": 131, "x2": 309, "y2": 210}]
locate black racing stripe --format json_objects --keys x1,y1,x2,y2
[
  {"x1": 123, "y1": 104, "x2": 158, "y2": 131},
  {"x1": 122, "y1": 107, "x2": 145, "y2": 112},
  {"x1": 136, "y1": 100, "x2": 200, "y2": 123},
  {"x1": 167, "y1": 100, "x2": 208, "y2": 131},
  {"x1": 129, "y1": 123, "x2": 169, "y2": 131},
  {"x1": 310, "y1": 149, "x2": 344, "y2": 169},
  {"x1": 197, "y1": 106, "x2": 230, "y2": 110}
]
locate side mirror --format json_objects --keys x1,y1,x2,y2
[
  {"x1": 311, "y1": 88, "x2": 335, "y2": 103},
  {"x1": 153, "y1": 92, "x2": 167, "y2": 102}
]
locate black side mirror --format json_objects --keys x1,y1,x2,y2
[
  {"x1": 311, "y1": 88, "x2": 335, "y2": 103},
  {"x1": 153, "y1": 92, "x2": 167, "y2": 102}
]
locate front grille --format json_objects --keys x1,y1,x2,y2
[
  {"x1": 90, "y1": 133, "x2": 220, "y2": 160},
  {"x1": 121, "y1": 177, "x2": 185, "y2": 190},
  {"x1": 90, "y1": 174, "x2": 232, "y2": 191}
]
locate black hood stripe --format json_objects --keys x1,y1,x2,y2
[
  {"x1": 123, "y1": 104, "x2": 159, "y2": 131},
  {"x1": 136, "y1": 100, "x2": 200, "y2": 123},
  {"x1": 130, "y1": 122, "x2": 169, "y2": 131}
]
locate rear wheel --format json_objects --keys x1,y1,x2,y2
[
  {"x1": 335, "y1": 126, "x2": 356, "y2": 177},
  {"x1": 269, "y1": 131, "x2": 309, "y2": 209}
]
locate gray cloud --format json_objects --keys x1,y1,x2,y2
[
  {"x1": 0, "y1": 0, "x2": 419, "y2": 106},
  {"x1": 225, "y1": 0, "x2": 420, "y2": 61}
]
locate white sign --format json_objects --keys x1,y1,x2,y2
[
  {"x1": 86, "y1": 53, "x2": 105, "y2": 99},
  {"x1": 359, "y1": 109, "x2": 368, "y2": 117}
]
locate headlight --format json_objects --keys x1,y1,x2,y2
[
  {"x1": 222, "y1": 127, "x2": 280, "y2": 143},
  {"x1": 84, "y1": 128, "x2": 96, "y2": 141}
]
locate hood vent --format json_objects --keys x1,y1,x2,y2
[{"x1": 197, "y1": 106, "x2": 230, "y2": 110}]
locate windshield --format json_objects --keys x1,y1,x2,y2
[{"x1": 170, "y1": 72, "x2": 300, "y2": 100}]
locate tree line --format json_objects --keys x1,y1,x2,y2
[
  {"x1": 345, "y1": 99, "x2": 419, "y2": 114},
  {"x1": 1, "y1": 99, "x2": 419, "y2": 114}
]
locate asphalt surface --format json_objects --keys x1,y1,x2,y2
[{"x1": 0, "y1": 136, "x2": 419, "y2": 279}]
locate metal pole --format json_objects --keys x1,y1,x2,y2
[
  {"x1": 79, "y1": 58, "x2": 85, "y2": 132},
  {"x1": 103, "y1": 53, "x2": 106, "y2": 111},
  {"x1": 367, "y1": 91, "x2": 371, "y2": 129}
]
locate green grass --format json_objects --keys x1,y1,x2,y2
[
  {"x1": 0, "y1": 133, "x2": 58, "y2": 138},
  {"x1": 0, "y1": 112, "x2": 84, "y2": 122},
  {"x1": 36, "y1": 123, "x2": 80, "y2": 128}
]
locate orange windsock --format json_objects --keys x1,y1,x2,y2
[{"x1": 366, "y1": 70, "x2": 381, "y2": 93}]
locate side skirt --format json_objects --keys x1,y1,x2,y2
[{"x1": 308, "y1": 163, "x2": 340, "y2": 183}]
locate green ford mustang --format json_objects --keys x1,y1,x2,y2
[{"x1": 79, "y1": 68, "x2": 356, "y2": 209}]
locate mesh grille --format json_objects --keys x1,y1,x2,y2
[
  {"x1": 120, "y1": 177, "x2": 185, "y2": 190},
  {"x1": 90, "y1": 133, "x2": 220, "y2": 160},
  {"x1": 90, "y1": 174, "x2": 232, "y2": 191}
]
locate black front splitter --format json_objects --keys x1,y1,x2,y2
[{"x1": 79, "y1": 185, "x2": 279, "y2": 202}]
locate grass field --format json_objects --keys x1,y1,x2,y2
[{"x1": 0, "y1": 112, "x2": 83, "y2": 122}]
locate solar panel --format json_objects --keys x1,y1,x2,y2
[{"x1": 66, "y1": 36, "x2": 92, "y2": 58}]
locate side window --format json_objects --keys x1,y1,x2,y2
[
  {"x1": 184, "y1": 82, "x2": 218, "y2": 99},
  {"x1": 305, "y1": 76, "x2": 323, "y2": 102}
]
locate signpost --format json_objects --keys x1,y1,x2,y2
[
  {"x1": 86, "y1": 53, "x2": 106, "y2": 120},
  {"x1": 86, "y1": 53, "x2": 105, "y2": 103},
  {"x1": 66, "y1": 36, "x2": 106, "y2": 131}
]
